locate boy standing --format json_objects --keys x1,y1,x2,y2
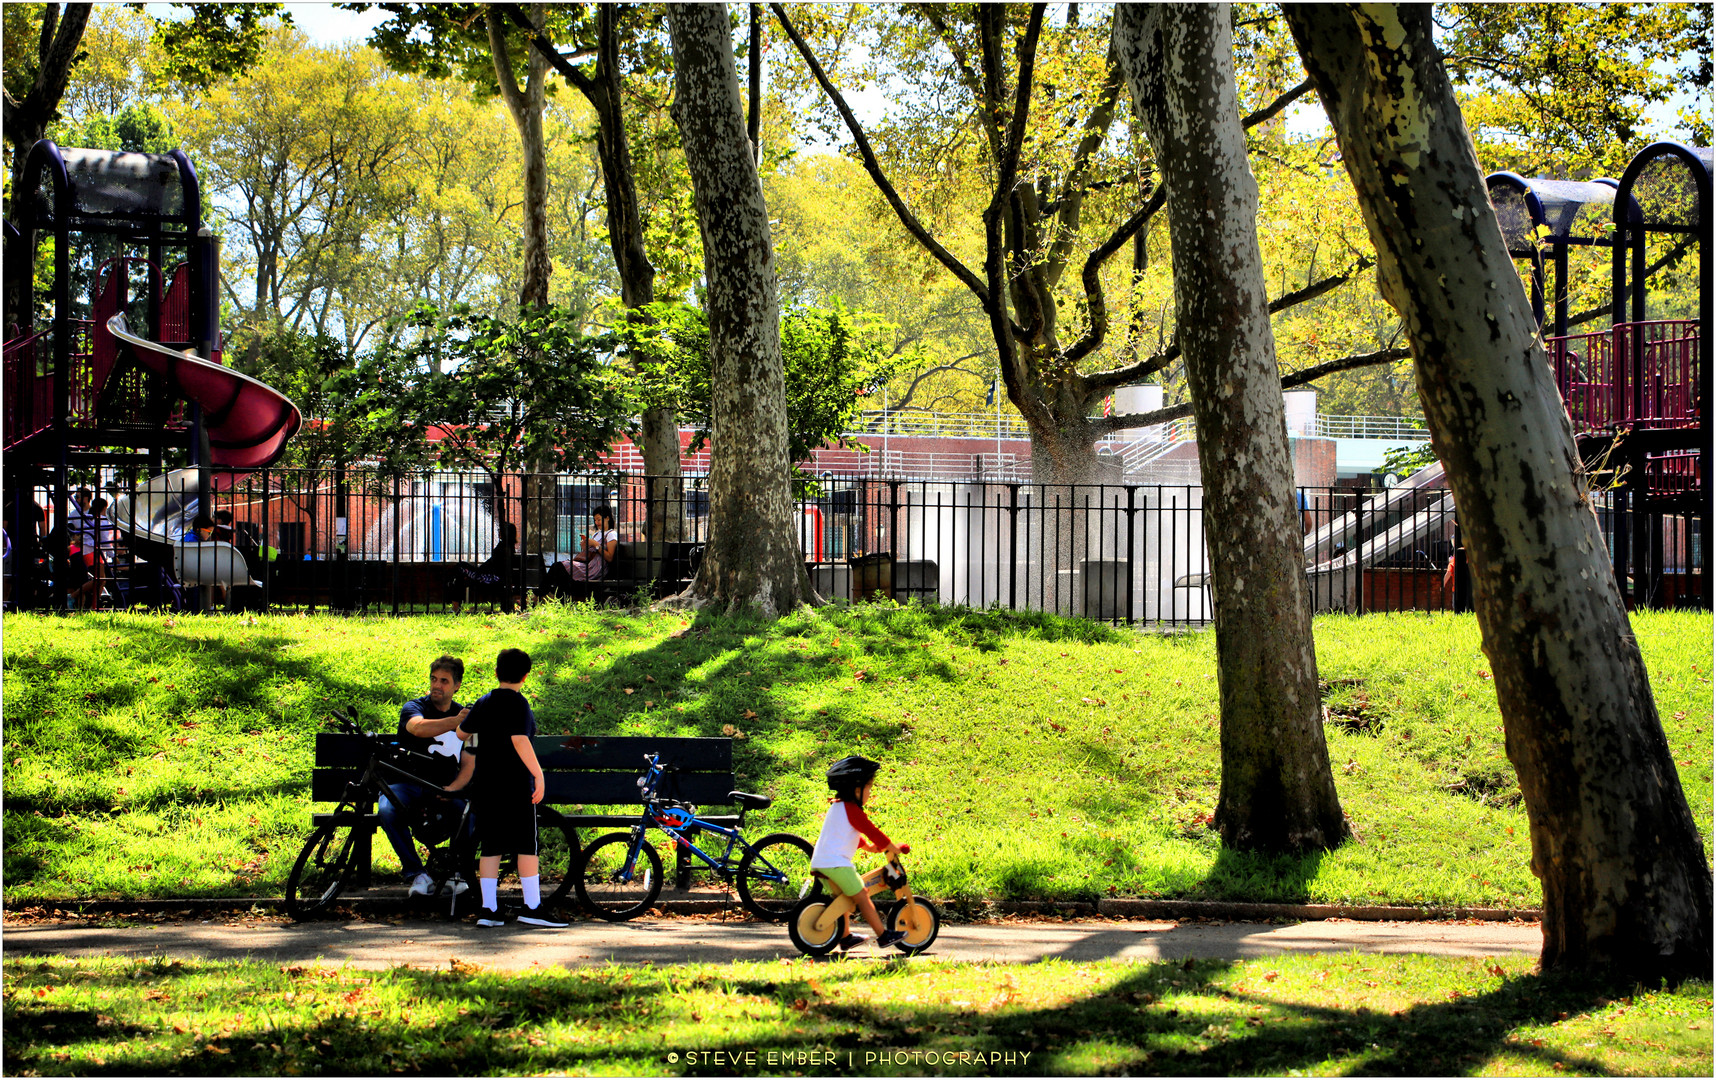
[{"x1": 447, "y1": 648, "x2": 566, "y2": 928}]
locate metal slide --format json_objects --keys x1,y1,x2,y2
[
  {"x1": 1174, "y1": 460, "x2": 1455, "y2": 607},
  {"x1": 106, "y1": 314, "x2": 301, "y2": 471},
  {"x1": 106, "y1": 468, "x2": 259, "y2": 589}
]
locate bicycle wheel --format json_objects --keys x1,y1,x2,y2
[
  {"x1": 735, "y1": 832, "x2": 815, "y2": 921},
  {"x1": 787, "y1": 896, "x2": 848, "y2": 956},
  {"x1": 284, "y1": 822, "x2": 358, "y2": 919},
  {"x1": 574, "y1": 832, "x2": 664, "y2": 921},
  {"x1": 534, "y1": 809, "x2": 581, "y2": 909},
  {"x1": 885, "y1": 897, "x2": 941, "y2": 955}
]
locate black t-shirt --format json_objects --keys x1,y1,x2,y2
[
  {"x1": 395, "y1": 695, "x2": 464, "y2": 785},
  {"x1": 462, "y1": 688, "x2": 537, "y2": 801}
]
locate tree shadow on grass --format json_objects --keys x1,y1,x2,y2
[
  {"x1": 2, "y1": 955, "x2": 1663, "y2": 1077},
  {"x1": 1192, "y1": 843, "x2": 1326, "y2": 905}
]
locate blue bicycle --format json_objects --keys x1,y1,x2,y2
[{"x1": 572, "y1": 753, "x2": 813, "y2": 922}]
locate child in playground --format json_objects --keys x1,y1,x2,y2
[
  {"x1": 810, "y1": 755, "x2": 907, "y2": 951},
  {"x1": 446, "y1": 647, "x2": 566, "y2": 928}
]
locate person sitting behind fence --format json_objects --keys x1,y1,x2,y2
[
  {"x1": 447, "y1": 521, "x2": 521, "y2": 614},
  {"x1": 568, "y1": 504, "x2": 619, "y2": 582}
]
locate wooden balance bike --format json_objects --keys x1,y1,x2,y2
[{"x1": 787, "y1": 844, "x2": 941, "y2": 956}]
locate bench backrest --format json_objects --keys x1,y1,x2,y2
[{"x1": 311, "y1": 732, "x2": 735, "y2": 806}]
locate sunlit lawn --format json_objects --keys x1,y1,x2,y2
[{"x1": 2, "y1": 604, "x2": 1709, "y2": 908}]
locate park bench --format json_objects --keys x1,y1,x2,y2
[
  {"x1": 552, "y1": 540, "x2": 700, "y2": 605},
  {"x1": 309, "y1": 732, "x2": 739, "y2": 890}
]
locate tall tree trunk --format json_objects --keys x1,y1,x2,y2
[
  {"x1": 665, "y1": 1, "x2": 816, "y2": 616},
  {"x1": 487, "y1": 6, "x2": 556, "y2": 562},
  {"x1": 590, "y1": 5, "x2": 680, "y2": 536},
  {"x1": 1118, "y1": 3, "x2": 1347, "y2": 852},
  {"x1": 1286, "y1": 3, "x2": 1711, "y2": 978}
]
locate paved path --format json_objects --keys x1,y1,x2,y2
[{"x1": 3, "y1": 916, "x2": 1541, "y2": 970}]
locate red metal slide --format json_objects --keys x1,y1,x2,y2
[{"x1": 106, "y1": 314, "x2": 301, "y2": 473}]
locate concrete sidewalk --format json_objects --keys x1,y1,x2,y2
[{"x1": 3, "y1": 915, "x2": 1542, "y2": 970}]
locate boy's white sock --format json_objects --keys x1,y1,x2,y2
[
  {"x1": 480, "y1": 877, "x2": 498, "y2": 911},
  {"x1": 521, "y1": 875, "x2": 541, "y2": 909}
]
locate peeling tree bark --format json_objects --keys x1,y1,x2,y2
[
  {"x1": 664, "y1": 2, "x2": 816, "y2": 617},
  {"x1": 1286, "y1": 3, "x2": 1711, "y2": 979},
  {"x1": 1116, "y1": 4, "x2": 1347, "y2": 853}
]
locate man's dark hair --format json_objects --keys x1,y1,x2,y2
[
  {"x1": 430, "y1": 654, "x2": 464, "y2": 684},
  {"x1": 496, "y1": 648, "x2": 532, "y2": 683},
  {"x1": 214, "y1": 509, "x2": 233, "y2": 525},
  {"x1": 191, "y1": 513, "x2": 216, "y2": 530}
]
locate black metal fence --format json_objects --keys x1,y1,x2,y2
[{"x1": 2, "y1": 468, "x2": 1701, "y2": 622}]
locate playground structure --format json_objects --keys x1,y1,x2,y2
[
  {"x1": 1487, "y1": 141, "x2": 1710, "y2": 609},
  {"x1": 3, "y1": 142, "x2": 301, "y2": 609}
]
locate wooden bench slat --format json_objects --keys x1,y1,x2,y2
[
  {"x1": 312, "y1": 769, "x2": 740, "y2": 807},
  {"x1": 315, "y1": 733, "x2": 733, "y2": 772}
]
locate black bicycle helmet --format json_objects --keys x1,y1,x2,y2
[{"x1": 826, "y1": 755, "x2": 881, "y2": 801}]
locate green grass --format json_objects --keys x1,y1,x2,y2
[
  {"x1": 2, "y1": 604, "x2": 1710, "y2": 908},
  {"x1": 3, "y1": 952, "x2": 1709, "y2": 1076}
]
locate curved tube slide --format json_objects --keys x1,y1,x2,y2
[{"x1": 106, "y1": 314, "x2": 301, "y2": 471}]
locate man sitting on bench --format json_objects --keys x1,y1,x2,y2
[{"x1": 382, "y1": 654, "x2": 472, "y2": 897}]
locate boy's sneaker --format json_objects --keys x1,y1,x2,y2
[
  {"x1": 517, "y1": 906, "x2": 568, "y2": 929},
  {"x1": 475, "y1": 908, "x2": 506, "y2": 927},
  {"x1": 876, "y1": 929, "x2": 908, "y2": 950},
  {"x1": 836, "y1": 933, "x2": 868, "y2": 951},
  {"x1": 439, "y1": 874, "x2": 469, "y2": 897},
  {"x1": 407, "y1": 872, "x2": 435, "y2": 897}
]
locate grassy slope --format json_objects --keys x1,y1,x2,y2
[
  {"x1": 2, "y1": 952, "x2": 1710, "y2": 1076},
  {"x1": 2, "y1": 605, "x2": 1709, "y2": 907}
]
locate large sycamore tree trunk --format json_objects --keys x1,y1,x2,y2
[
  {"x1": 665, "y1": 2, "x2": 816, "y2": 616},
  {"x1": 1286, "y1": 4, "x2": 1711, "y2": 978},
  {"x1": 487, "y1": 5, "x2": 557, "y2": 560},
  {"x1": 1117, "y1": 4, "x2": 1347, "y2": 852}
]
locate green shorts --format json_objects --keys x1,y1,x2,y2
[{"x1": 816, "y1": 865, "x2": 865, "y2": 897}]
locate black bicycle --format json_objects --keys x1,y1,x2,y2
[
  {"x1": 284, "y1": 706, "x2": 580, "y2": 918},
  {"x1": 573, "y1": 753, "x2": 813, "y2": 922}
]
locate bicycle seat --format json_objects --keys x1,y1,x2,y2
[{"x1": 729, "y1": 790, "x2": 772, "y2": 811}]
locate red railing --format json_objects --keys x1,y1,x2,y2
[
  {"x1": 1548, "y1": 320, "x2": 1701, "y2": 432},
  {"x1": 3, "y1": 329, "x2": 54, "y2": 450},
  {"x1": 1547, "y1": 329, "x2": 1618, "y2": 430}
]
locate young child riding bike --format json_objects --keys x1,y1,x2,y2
[{"x1": 810, "y1": 755, "x2": 907, "y2": 951}]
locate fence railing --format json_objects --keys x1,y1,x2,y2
[
  {"x1": 6, "y1": 469, "x2": 1699, "y2": 620},
  {"x1": 1313, "y1": 415, "x2": 1432, "y2": 441}
]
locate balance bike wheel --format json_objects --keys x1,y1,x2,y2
[
  {"x1": 885, "y1": 897, "x2": 940, "y2": 955},
  {"x1": 787, "y1": 897, "x2": 848, "y2": 957}
]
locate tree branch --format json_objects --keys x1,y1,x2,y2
[
  {"x1": 1089, "y1": 347, "x2": 1409, "y2": 434},
  {"x1": 981, "y1": 3, "x2": 1049, "y2": 429},
  {"x1": 1063, "y1": 186, "x2": 1166, "y2": 370},
  {"x1": 1241, "y1": 77, "x2": 1314, "y2": 129},
  {"x1": 500, "y1": 3, "x2": 596, "y2": 95},
  {"x1": 770, "y1": 2, "x2": 996, "y2": 309}
]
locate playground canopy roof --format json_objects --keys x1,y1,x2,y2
[
  {"x1": 1615, "y1": 140, "x2": 1712, "y2": 232},
  {"x1": 18, "y1": 142, "x2": 201, "y2": 237},
  {"x1": 1486, "y1": 173, "x2": 1618, "y2": 255}
]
